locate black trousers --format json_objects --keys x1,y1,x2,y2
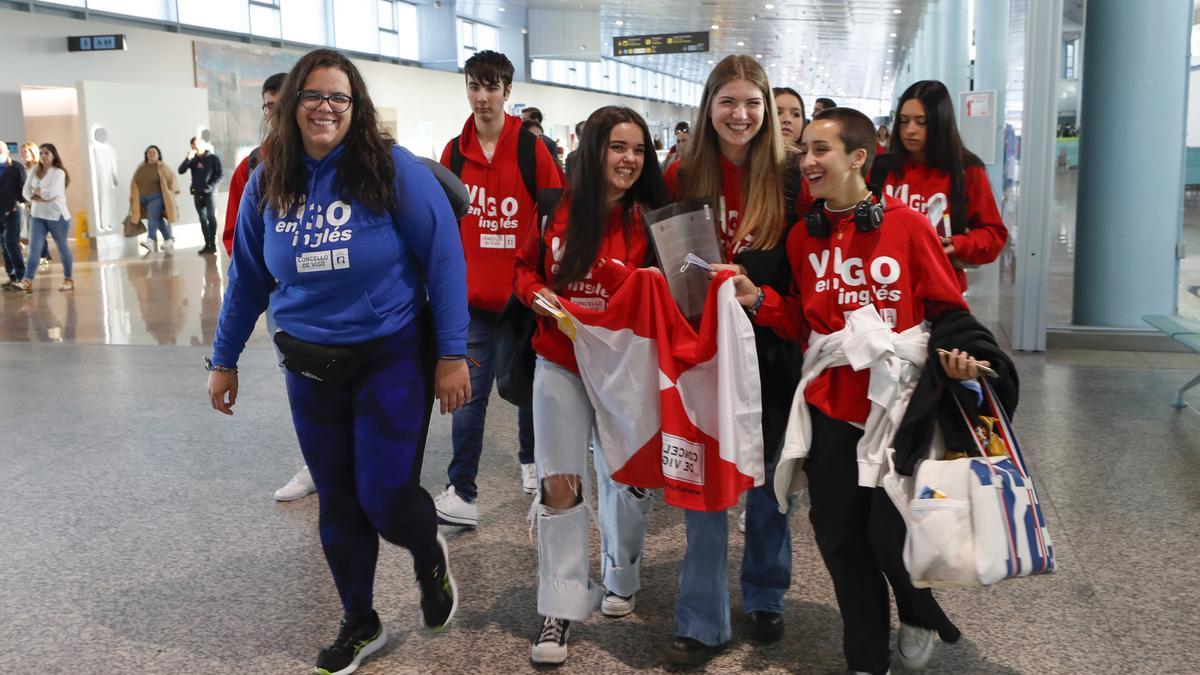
[
  {"x1": 193, "y1": 192, "x2": 218, "y2": 248},
  {"x1": 804, "y1": 405, "x2": 959, "y2": 675}
]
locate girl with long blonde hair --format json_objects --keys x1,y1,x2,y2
[{"x1": 662, "y1": 54, "x2": 806, "y2": 667}]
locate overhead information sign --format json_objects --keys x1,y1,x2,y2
[
  {"x1": 613, "y1": 31, "x2": 709, "y2": 56},
  {"x1": 67, "y1": 34, "x2": 127, "y2": 52}
]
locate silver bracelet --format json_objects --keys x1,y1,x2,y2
[{"x1": 747, "y1": 288, "x2": 765, "y2": 317}]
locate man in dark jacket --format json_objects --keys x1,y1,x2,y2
[
  {"x1": 520, "y1": 106, "x2": 564, "y2": 175},
  {"x1": 179, "y1": 137, "x2": 223, "y2": 255},
  {"x1": 0, "y1": 142, "x2": 27, "y2": 287}
]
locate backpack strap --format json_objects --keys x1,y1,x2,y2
[
  {"x1": 517, "y1": 128, "x2": 539, "y2": 204},
  {"x1": 449, "y1": 135, "x2": 465, "y2": 178},
  {"x1": 534, "y1": 188, "x2": 562, "y2": 278}
]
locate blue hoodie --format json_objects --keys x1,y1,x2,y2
[{"x1": 211, "y1": 143, "x2": 468, "y2": 367}]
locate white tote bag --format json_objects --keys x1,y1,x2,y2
[{"x1": 900, "y1": 379, "x2": 1056, "y2": 588}]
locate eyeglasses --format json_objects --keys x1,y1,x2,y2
[
  {"x1": 261, "y1": 102, "x2": 275, "y2": 115},
  {"x1": 297, "y1": 90, "x2": 353, "y2": 113}
]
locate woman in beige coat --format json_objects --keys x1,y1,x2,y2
[{"x1": 129, "y1": 144, "x2": 180, "y2": 253}]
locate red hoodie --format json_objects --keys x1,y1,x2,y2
[
  {"x1": 441, "y1": 114, "x2": 562, "y2": 313},
  {"x1": 882, "y1": 158, "x2": 1007, "y2": 290},
  {"x1": 755, "y1": 195, "x2": 968, "y2": 425},
  {"x1": 222, "y1": 155, "x2": 251, "y2": 256},
  {"x1": 513, "y1": 198, "x2": 651, "y2": 373},
  {"x1": 664, "y1": 157, "x2": 812, "y2": 260}
]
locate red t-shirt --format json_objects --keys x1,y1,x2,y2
[
  {"x1": 440, "y1": 114, "x2": 563, "y2": 313},
  {"x1": 882, "y1": 159, "x2": 1007, "y2": 290},
  {"x1": 513, "y1": 199, "x2": 651, "y2": 373},
  {"x1": 755, "y1": 195, "x2": 969, "y2": 424}
]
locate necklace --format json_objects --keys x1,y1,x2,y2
[{"x1": 825, "y1": 190, "x2": 871, "y2": 212}]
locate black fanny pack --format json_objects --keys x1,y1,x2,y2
[{"x1": 273, "y1": 331, "x2": 362, "y2": 385}]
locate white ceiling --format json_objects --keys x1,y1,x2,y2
[{"x1": 454, "y1": 0, "x2": 935, "y2": 103}]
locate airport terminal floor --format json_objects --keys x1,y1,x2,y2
[{"x1": 2, "y1": 236, "x2": 1199, "y2": 672}]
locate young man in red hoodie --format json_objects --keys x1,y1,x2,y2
[{"x1": 436, "y1": 50, "x2": 562, "y2": 527}]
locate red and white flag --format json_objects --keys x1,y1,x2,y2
[{"x1": 557, "y1": 266, "x2": 764, "y2": 511}]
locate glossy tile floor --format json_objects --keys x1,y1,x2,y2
[{"x1": 2, "y1": 243, "x2": 1199, "y2": 673}]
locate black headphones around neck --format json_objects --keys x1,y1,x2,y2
[{"x1": 805, "y1": 183, "x2": 885, "y2": 238}]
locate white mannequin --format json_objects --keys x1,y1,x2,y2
[{"x1": 89, "y1": 125, "x2": 119, "y2": 233}]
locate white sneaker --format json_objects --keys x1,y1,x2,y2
[
  {"x1": 162, "y1": 239, "x2": 174, "y2": 254},
  {"x1": 530, "y1": 617, "x2": 571, "y2": 665},
  {"x1": 140, "y1": 238, "x2": 156, "y2": 253},
  {"x1": 274, "y1": 466, "x2": 316, "y2": 501},
  {"x1": 600, "y1": 592, "x2": 635, "y2": 618},
  {"x1": 898, "y1": 623, "x2": 936, "y2": 671},
  {"x1": 521, "y1": 463, "x2": 537, "y2": 495},
  {"x1": 434, "y1": 486, "x2": 478, "y2": 527}
]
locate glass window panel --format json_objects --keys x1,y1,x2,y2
[
  {"x1": 476, "y1": 24, "x2": 498, "y2": 52},
  {"x1": 588, "y1": 61, "x2": 604, "y2": 89},
  {"x1": 550, "y1": 60, "x2": 570, "y2": 84},
  {"x1": 250, "y1": 4, "x2": 281, "y2": 38},
  {"x1": 618, "y1": 62, "x2": 635, "y2": 95},
  {"x1": 531, "y1": 58, "x2": 549, "y2": 81},
  {"x1": 178, "y1": 0, "x2": 248, "y2": 32},
  {"x1": 396, "y1": 2, "x2": 418, "y2": 60},
  {"x1": 281, "y1": 0, "x2": 327, "y2": 45},
  {"x1": 380, "y1": 31, "x2": 399, "y2": 58},
  {"x1": 460, "y1": 19, "x2": 475, "y2": 48},
  {"x1": 604, "y1": 60, "x2": 618, "y2": 93},
  {"x1": 38, "y1": 0, "x2": 85, "y2": 6},
  {"x1": 87, "y1": 0, "x2": 170, "y2": 19},
  {"x1": 378, "y1": 0, "x2": 395, "y2": 30},
  {"x1": 335, "y1": 0, "x2": 378, "y2": 53}
]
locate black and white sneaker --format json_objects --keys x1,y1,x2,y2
[
  {"x1": 416, "y1": 532, "x2": 458, "y2": 632},
  {"x1": 314, "y1": 610, "x2": 387, "y2": 675},
  {"x1": 531, "y1": 617, "x2": 571, "y2": 665}
]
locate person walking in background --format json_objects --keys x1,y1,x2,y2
[
  {"x1": 812, "y1": 97, "x2": 837, "y2": 115},
  {"x1": 0, "y1": 143, "x2": 28, "y2": 289},
  {"x1": 876, "y1": 80, "x2": 1007, "y2": 292},
  {"x1": 130, "y1": 145, "x2": 180, "y2": 254},
  {"x1": 208, "y1": 48, "x2": 466, "y2": 675},
  {"x1": 876, "y1": 123, "x2": 891, "y2": 156},
  {"x1": 520, "y1": 106, "x2": 564, "y2": 174},
  {"x1": 19, "y1": 142, "x2": 51, "y2": 267},
  {"x1": 180, "y1": 137, "x2": 223, "y2": 255},
  {"x1": 19, "y1": 143, "x2": 73, "y2": 293},
  {"x1": 662, "y1": 121, "x2": 689, "y2": 172},
  {"x1": 774, "y1": 87, "x2": 806, "y2": 148}
]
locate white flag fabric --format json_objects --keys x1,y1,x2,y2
[{"x1": 556, "y1": 265, "x2": 764, "y2": 511}]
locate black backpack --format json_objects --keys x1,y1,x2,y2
[
  {"x1": 494, "y1": 188, "x2": 563, "y2": 408},
  {"x1": 448, "y1": 127, "x2": 540, "y2": 205}
]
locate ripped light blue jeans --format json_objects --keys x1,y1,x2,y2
[{"x1": 533, "y1": 356, "x2": 653, "y2": 621}]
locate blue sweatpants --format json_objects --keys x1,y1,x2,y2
[{"x1": 283, "y1": 317, "x2": 439, "y2": 617}]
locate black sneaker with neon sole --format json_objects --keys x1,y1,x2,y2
[
  {"x1": 314, "y1": 610, "x2": 387, "y2": 675},
  {"x1": 416, "y1": 532, "x2": 458, "y2": 632}
]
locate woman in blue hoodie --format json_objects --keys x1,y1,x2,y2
[{"x1": 207, "y1": 48, "x2": 471, "y2": 675}]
